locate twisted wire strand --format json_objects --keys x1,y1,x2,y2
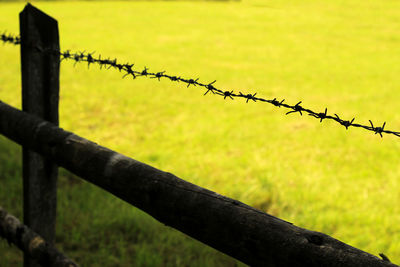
[{"x1": 2, "y1": 32, "x2": 399, "y2": 138}]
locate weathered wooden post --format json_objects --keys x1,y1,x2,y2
[{"x1": 19, "y1": 3, "x2": 59, "y2": 267}]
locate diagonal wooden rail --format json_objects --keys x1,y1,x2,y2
[
  {"x1": 0, "y1": 205, "x2": 78, "y2": 267},
  {"x1": 0, "y1": 100, "x2": 396, "y2": 267}
]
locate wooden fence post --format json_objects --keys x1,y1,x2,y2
[{"x1": 19, "y1": 4, "x2": 59, "y2": 267}]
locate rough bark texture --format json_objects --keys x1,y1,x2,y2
[
  {"x1": 0, "y1": 205, "x2": 78, "y2": 267},
  {"x1": 0, "y1": 100, "x2": 397, "y2": 267}
]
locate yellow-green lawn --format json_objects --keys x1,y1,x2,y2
[{"x1": 1, "y1": 0, "x2": 400, "y2": 266}]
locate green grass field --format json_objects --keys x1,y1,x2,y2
[{"x1": 1, "y1": 0, "x2": 400, "y2": 266}]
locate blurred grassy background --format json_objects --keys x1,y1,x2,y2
[{"x1": 1, "y1": 0, "x2": 400, "y2": 266}]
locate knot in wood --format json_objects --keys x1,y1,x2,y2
[{"x1": 307, "y1": 234, "x2": 324, "y2": 246}]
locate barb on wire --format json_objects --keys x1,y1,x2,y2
[
  {"x1": 2, "y1": 31, "x2": 400, "y2": 139},
  {"x1": 270, "y1": 98, "x2": 285, "y2": 107},
  {"x1": 369, "y1": 120, "x2": 386, "y2": 138},
  {"x1": 204, "y1": 80, "x2": 217, "y2": 95},
  {"x1": 240, "y1": 92, "x2": 257, "y2": 103},
  {"x1": 310, "y1": 108, "x2": 328, "y2": 123},
  {"x1": 1, "y1": 32, "x2": 20, "y2": 45},
  {"x1": 286, "y1": 101, "x2": 303, "y2": 116},
  {"x1": 186, "y1": 78, "x2": 199, "y2": 88}
]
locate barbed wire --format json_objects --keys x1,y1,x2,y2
[
  {"x1": 1, "y1": 32, "x2": 20, "y2": 45},
  {"x1": 2, "y1": 32, "x2": 400, "y2": 138}
]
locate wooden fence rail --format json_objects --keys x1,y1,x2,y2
[
  {"x1": 0, "y1": 205, "x2": 77, "y2": 267},
  {"x1": 0, "y1": 100, "x2": 397, "y2": 267}
]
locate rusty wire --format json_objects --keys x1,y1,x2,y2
[{"x1": 2, "y1": 32, "x2": 399, "y2": 138}]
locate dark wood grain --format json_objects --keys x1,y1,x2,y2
[{"x1": 19, "y1": 3, "x2": 59, "y2": 266}]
